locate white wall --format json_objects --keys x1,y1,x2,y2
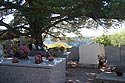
[{"x1": 79, "y1": 43, "x2": 105, "y2": 65}]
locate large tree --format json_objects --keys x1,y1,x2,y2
[{"x1": 0, "y1": 0, "x2": 125, "y2": 45}]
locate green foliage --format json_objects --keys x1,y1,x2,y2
[
  {"x1": 94, "y1": 29, "x2": 125, "y2": 46},
  {"x1": 94, "y1": 34, "x2": 112, "y2": 46},
  {"x1": 110, "y1": 29, "x2": 125, "y2": 47}
]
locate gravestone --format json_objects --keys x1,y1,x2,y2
[
  {"x1": 79, "y1": 43, "x2": 105, "y2": 68},
  {"x1": 67, "y1": 47, "x2": 79, "y2": 61},
  {"x1": 105, "y1": 46, "x2": 120, "y2": 63},
  {"x1": 120, "y1": 45, "x2": 125, "y2": 63}
]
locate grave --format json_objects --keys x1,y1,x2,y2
[
  {"x1": 79, "y1": 43, "x2": 105, "y2": 68},
  {"x1": 105, "y1": 46, "x2": 120, "y2": 63},
  {"x1": 0, "y1": 57, "x2": 66, "y2": 83},
  {"x1": 120, "y1": 45, "x2": 125, "y2": 62},
  {"x1": 95, "y1": 72, "x2": 125, "y2": 83}
]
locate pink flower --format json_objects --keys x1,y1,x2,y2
[{"x1": 19, "y1": 45, "x2": 30, "y2": 54}]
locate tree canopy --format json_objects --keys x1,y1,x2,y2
[
  {"x1": 94, "y1": 29, "x2": 125, "y2": 46},
  {"x1": 0, "y1": 0, "x2": 125, "y2": 45}
]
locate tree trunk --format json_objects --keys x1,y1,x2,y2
[
  {"x1": 34, "y1": 35, "x2": 43, "y2": 46},
  {"x1": 29, "y1": 19, "x2": 44, "y2": 46}
]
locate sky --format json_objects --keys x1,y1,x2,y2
[
  {"x1": 65, "y1": 26, "x2": 125, "y2": 37},
  {"x1": 0, "y1": 15, "x2": 124, "y2": 37},
  {"x1": 0, "y1": 14, "x2": 14, "y2": 30}
]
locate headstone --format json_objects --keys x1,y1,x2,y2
[
  {"x1": 120, "y1": 45, "x2": 125, "y2": 63},
  {"x1": 67, "y1": 47, "x2": 79, "y2": 61},
  {"x1": 105, "y1": 46, "x2": 120, "y2": 64},
  {"x1": 79, "y1": 43, "x2": 105, "y2": 68}
]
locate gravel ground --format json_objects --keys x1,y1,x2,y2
[{"x1": 66, "y1": 61, "x2": 101, "y2": 83}]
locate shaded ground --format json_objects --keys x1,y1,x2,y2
[{"x1": 66, "y1": 61, "x2": 101, "y2": 83}]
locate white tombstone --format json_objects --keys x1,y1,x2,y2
[{"x1": 79, "y1": 43, "x2": 105, "y2": 68}]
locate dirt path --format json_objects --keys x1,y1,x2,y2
[{"x1": 66, "y1": 62, "x2": 101, "y2": 83}]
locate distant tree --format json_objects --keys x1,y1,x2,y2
[
  {"x1": 111, "y1": 29, "x2": 125, "y2": 47},
  {"x1": 65, "y1": 37, "x2": 76, "y2": 42},
  {"x1": 94, "y1": 34, "x2": 112, "y2": 46},
  {"x1": 94, "y1": 29, "x2": 125, "y2": 46}
]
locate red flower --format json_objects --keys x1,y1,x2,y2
[{"x1": 19, "y1": 45, "x2": 30, "y2": 54}]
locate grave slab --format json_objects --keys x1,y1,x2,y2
[
  {"x1": 95, "y1": 72, "x2": 125, "y2": 83},
  {"x1": 0, "y1": 57, "x2": 66, "y2": 83}
]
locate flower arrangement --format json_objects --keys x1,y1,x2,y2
[
  {"x1": 12, "y1": 57, "x2": 19, "y2": 63},
  {"x1": 35, "y1": 53, "x2": 43, "y2": 64},
  {"x1": 19, "y1": 44, "x2": 30, "y2": 59},
  {"x1": 46, "y1": 52, "x2": 54, "y2": 61},
  {"x1": 19, "y1": 45, "x2": 30, "y2": 54}
]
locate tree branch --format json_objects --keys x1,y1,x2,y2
[
  {"x1": 54, "y1": 25, "x2": 70, "y2": 31},
  {"x1": 0, "y1": 20, "x2": 21, "y2": 35},
  {"x1": 45, "y1": 31, "x2": 61, "y2": 39},
  {"x1": 0, "y1": 0, "x2": 27, "y2": 12},
  {"x1": 0, "y1": 30, "x2": 7, "y2": 36}
]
